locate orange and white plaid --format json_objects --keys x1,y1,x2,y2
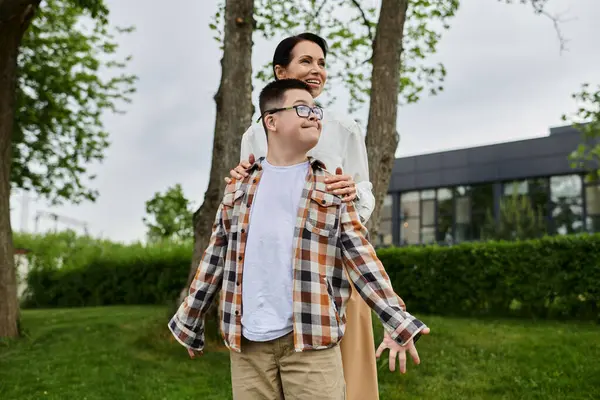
[{"x1": 169, "y1": 157, "x2": 426, "y2": 353}]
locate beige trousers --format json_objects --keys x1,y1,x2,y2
[
  {"x1": 339, "y1": 280, "x2": 379, "y2": 400},
  {"x1": 230, "y1": 333, "x2": 346, "y2": 400}
]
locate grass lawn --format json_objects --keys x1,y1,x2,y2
[{"x1": 1, "y1": 306, "x2": 599, "y2": 400}]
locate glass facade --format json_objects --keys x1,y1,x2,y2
[
  {"x1": 391, "y1": 173, "x2": 599, "y2": 246},
  {"x1": 585, "y1": 181, "x2": 600, "y2": 232},
  {"x1": 374, "y1": 195, "x2": 394, "y2": 247},
  {"x1": 550, "y1": 175, "x2": 583, "y2": 234}
]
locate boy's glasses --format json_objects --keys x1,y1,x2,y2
[{"x1": 257, "y1": 105, "x2": 324, "y2": 123}]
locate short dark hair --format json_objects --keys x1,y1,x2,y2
[
  {"x1": 272, "y1": 33, "x2": 328, "y2": 79},
  {"x1": 259, "y1": 79, "x2": 312, "y2": 118},
  {"x1": 258, "y1": 79, "x2": 312, "y2": 138}
]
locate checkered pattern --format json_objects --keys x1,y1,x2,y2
[{"x1": 169, "y1": 157, "x2": 426, "y2": 353}]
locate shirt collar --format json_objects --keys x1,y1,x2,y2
[{"x1": 249, "y1": 156, "x2": 326, "y2": 172}]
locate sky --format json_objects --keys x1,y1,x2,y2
[{"x1": 9, "y1": 0, "x2": 600, "y2": 243}]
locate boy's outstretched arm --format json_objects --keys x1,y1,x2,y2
[
  {"x1": 338, "y1": 203, "x2": 427, "y2": 347},
  {"x1": 168, "y1": 203, "x2": 228, "y2": 354}
]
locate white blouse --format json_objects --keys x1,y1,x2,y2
[{"x1": 239, "y1": 109, "x2": 375, "y2": 223}]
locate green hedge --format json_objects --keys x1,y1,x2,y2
[
  {"x1": 23, "y1": 239, "x2": 191, "y2": 308},
  {"x1": 21, "y1": 232, "x2": 600, "y2": 321},
  {"x1": 379, "y1": 234, "x2": 600, "y2": 321}
]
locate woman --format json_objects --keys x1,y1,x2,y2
[{"x1": 227, "y1": 33, "x2": 412, "y2": 400}]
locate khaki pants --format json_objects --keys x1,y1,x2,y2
[
  {"x1": 230, "y1": 333, "x2": 346, "y2": 400},
  {"x1": 340, "y1": 280, "x2": 379, "y2": 400}
]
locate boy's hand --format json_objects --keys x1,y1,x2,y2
[
  {"x1": 187, "y1": 348, "x2": 203, "y2": 359},
  {"x1": 325, "y1": 167, "x2": 357, "y2": 201},
  {"x1": 375, "y1": 327, "x2": 430, "y2": 373},
  {"x1": 224, "y1": 153, "x2": 256, "y2": 184}
]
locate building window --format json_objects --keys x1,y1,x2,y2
[
  {"x1": 550, "y1": 175, "x2": 583, "y2": 234},
  {"x1": 375, "y1": 195, "x2": 393, "y2": 247},
  {"x1": 502, "y1": 178, "x2": 550, "y2": 230},
  {"x1": 400, "y1": 192, "x2": 419, "y2": 245},
  {"x1": 528, "y1": 178, "x2": 550, "y2": 222},
  {"x1": 437, "y1": 188, "x2": 453, "y2": 243},
  {"x1": 470, "y1": 184, "x2": 494, "y2": 240},
  {"x1": 454, "y1": 191, "x2": 471, "y2": 242},
  {"x1": 585, "y1": 183, "x2": 600, "y2": 232},
  {"x1": 420, "y1": 190, "x2": 436, "y2": 244},
  {"x1": 503, "y1": 180, "x2": 528, "y2": 196}
]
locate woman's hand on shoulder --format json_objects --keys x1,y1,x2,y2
[
  {"x1": 224, "y1": 153, "x2": 255, "y2": 184},
  {"x1": 324, "y1": 167, "x2": 357, "y2": 202}
]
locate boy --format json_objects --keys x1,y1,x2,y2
[{"x1": 169, "y1": 79, "x2": 429, "y2": 400}]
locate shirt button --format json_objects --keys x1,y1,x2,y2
[
  {"x1": 235, "y1": 310, "x2": 239, "y2": 316},
  {"x1": 253, "y1": 179, "x2": 258, "y2": 183},
  {"x1": 236, "y1": 281, "x2": 240, "y2": 286},
  {"x1": 238, "y1": 255, "x2": 243, "y2": 261},
  {"x1": 241, "y1": 228, "x2": 245, "y2": 234},
  {"x1": 321, "y1": 199, "x2": 326, "y2": 205}
]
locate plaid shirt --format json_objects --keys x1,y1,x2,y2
[{"x1": 169, "y1": 157, "x2": 426, "y2": 353}]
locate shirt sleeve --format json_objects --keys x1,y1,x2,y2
[
  {"x1": 240, "y1": 125, "x2": 254, "y2": 163},
  {"x1": 168, "y1": 204, "x2": 228, "y2": 351},
  {"x1": 342, "y1": 120, "x2": 375, "y2": 223},
  {"x1": 339, "y1": 202, "x2": 426, "y2": 346}
]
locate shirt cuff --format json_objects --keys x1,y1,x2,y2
[
  {"x1": 168, "y1": 316, "x2": 206, "y2": 351},
  {"x1": 354, "y1": 183, "x2": 374, "y2": 223},
  {"x1": 389, "y1": 314, "x2": 427, "y2": 347}
]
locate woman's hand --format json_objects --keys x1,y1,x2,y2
[
  {"x1": 224, "y1": 153, "x2": 256, "y2": 184},
  {"x1": 325, "y1": 167, "x2": 357, "y2": 202}
]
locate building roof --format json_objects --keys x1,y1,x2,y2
[{"x1": 390, "y1": 124, "x2": 585, "y2": 192}]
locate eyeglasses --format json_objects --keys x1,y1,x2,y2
[{"x1": 257, "y1": 105, "x2": 324, "y2": 123}]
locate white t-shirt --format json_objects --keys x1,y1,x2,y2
[{"x1": 241, "y1": 159, "x2": 310, "y2": 341}]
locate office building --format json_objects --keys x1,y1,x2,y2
[{"x1": 375, "y1": 124, "x2": 599, "y2": 246}]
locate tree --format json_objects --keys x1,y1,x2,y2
[
  {"x1": 143, "y1": 184, "x2": 194, "y2": 243},
  {"x1": 0, "y1": 0, "x2": 135, "y2": 338},
  {"x1": 481, "y1": 187, "x2": 546, "y2": 241},
  {"x1": 182, "y1": 0, "x2": 254, "y2": 301},
  {"x1": 564, "y1": 83, "x2": 600, "y2": 180},
  {"x1": 365, "y1": 0, "x2": 423, "y2": 235}
]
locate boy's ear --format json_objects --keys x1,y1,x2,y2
[{"x1": 265, "y1": 115, "x2": 276, "y2": 132}]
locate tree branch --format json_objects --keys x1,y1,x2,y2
[
  {"x1": 349, "y1": 0, "x2": 373, "y2": 42},
  {"x1": 536, "y1": 7, "x2": 571, "y2": 53},
  {"x1": 313, "y1": 0, "x2": 328, "y2": 22},
  {"x1": 507, "y1": 0, "x2": 573, "y2": 53}
]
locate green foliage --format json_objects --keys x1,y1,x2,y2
[
  {"x1": 379, "y1": 234, "x2": 600, "y2": 321},
  {"x1": 481, "y1": 187, "x2": 546, "y2": 241},
  {"x1": 68, "y1": 0, "x2": 108, "y2": 20},
  {"x1": 143, "y1": 184, "x2": 194, "y2": 243},
  {"x1": 563, "y1": 83, "x2": 600, "y2": 181},
  {"x1": 209, "y1": 0, "x2": 459, "y2": 113},
  {"x1": 13, "y1": 0, "x2": 137, "y2": 205},
  {"x1": 22, "y1": 238, "x2": 192, "y2": 308},
  {"x1": 13, "y1": 230, "x2": 129, "y2": 271},
  {"x1": 20, "y1": 232, "x2": 600, "y2": 322}
]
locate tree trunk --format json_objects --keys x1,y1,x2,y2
[
  {"x1": 365, "y1": 0, "x2": 409, "y2": 237},
  {"x1": 0, "y1": 0, "x2": 39, "y2": 339},
  {"x1": 179, "y1": 0, "x2": 254, "y2": 304}
]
